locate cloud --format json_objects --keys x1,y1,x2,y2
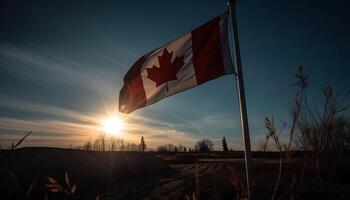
[
  {"x1": 0, "y1": 41, "x2": 119, "y2": 96},
  {"x1": 0, "y1": 42, "x2": 267, "y2": 150},
  {"x1": 0, "y1": 95, "x2": 200, "y2": 148},
  {"x1": 196, "y1": 114, "x2": 240, "y2": 129},
  {"x1": 0, "y1": 117, "x2": 98, "y2": 136},
  {"x1": 0, "y1": 95, "x2": 97, "y2": 122}
]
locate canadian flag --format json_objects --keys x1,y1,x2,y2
[{"x1": 119, "y1": 11, "x2": 234, "y2": 113}]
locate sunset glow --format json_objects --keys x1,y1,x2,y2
[{"x1": 102, "y1": 116, "x2": 123, "y2": 135}]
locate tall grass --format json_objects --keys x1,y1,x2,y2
[
  {"x1": 1, "y1": 131, "x2": 34, "y2": 200},
  {"x1": 46, "y1": 172, "x2": 77, "y2": 198},
  {"x1": 263, "y1": 65, "x2": 350, "y2": 199}
]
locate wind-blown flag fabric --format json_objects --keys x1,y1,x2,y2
[{"x1": 119, "y1": 11, "x2": 234, "y2": 113}]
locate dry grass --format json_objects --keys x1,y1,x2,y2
[{"x1": 46, "y1": 172, "x2": 77, "y2": 196}]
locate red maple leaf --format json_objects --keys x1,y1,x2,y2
[{"x1": 146, "y1": 48, "x2": 184, "y2": 91}]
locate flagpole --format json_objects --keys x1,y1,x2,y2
[{"x1": 228, "y1": 0, "x2": 253, "y2": 199}]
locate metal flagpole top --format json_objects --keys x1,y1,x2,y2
[{"x1": 228, "y1": 0, "x2": 237, "y2": 6}]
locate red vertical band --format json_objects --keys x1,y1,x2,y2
[
  {"x1": 119, "y1": 56, "x2": 147, "y2": 113},
  {"x1": 191, "y1": 16, "x2": 226, "y2": 85}
]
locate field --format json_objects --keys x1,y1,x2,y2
[{"x1": 1, "y1": 148, "x2": 350, "y2": 200}]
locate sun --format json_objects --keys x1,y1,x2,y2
[{"x1": 102, "y1": 116, "x2": 123, "y2": 135}]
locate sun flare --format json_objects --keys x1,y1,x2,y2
[{"x1": 102, "y1": 116, "x2": 123, "y2": 135}]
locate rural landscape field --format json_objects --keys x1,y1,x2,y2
[
  {"x1": 2, "y1": 65, "x2": 349, "y2": 199},
  {"x1": 1, "y1": 0, "x2": 349, "y2": 199},
  {"x1": 1, "y1": 141, "x2": 350, "y2": 199}
]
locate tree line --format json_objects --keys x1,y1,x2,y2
[
  {"x1": 79, "y1": 134, "x2": 232, "y2": 153},
  {"x1": 79, "y1": 134, "x2": 147, "y2": 152}
]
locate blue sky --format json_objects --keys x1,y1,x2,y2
[{"x1": 0, "y1": 0, "x2": 349, "y2": 149}]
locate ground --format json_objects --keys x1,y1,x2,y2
[{"x1": 1, "y1": 148, "x2": 350, "y2": 200}]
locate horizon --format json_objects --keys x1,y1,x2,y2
[{"x1": 1, "y1": 0, "x2": 349, "y2": 150}]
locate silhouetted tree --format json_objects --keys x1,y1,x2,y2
[
  {"x1": 110, "y1": 137, "x2": 116, "y2": 151},
  {"x1": 222, "y1": 137, "x2": 229, "y2": 152},
  {"x1": 157, "y1": 144, "x2": 175, "y2": 152},
  {"x1": 93, "y1": 134, "x2": 106, "y2": 151},
  {"x1": 82, "y1": 140, "x2": 92, "y2": 151},
  {"x1": 195, "y1": 139, "x2": 214, "y2": 152},
  {"x1": 177, "y1": 144, "x2": 185, "y2": 152},
  {"x1": 121, "y1": 139, "x2": 124, "y2": 151},
  {"x1": 100, "y1": 134, "x2": 106, "y2": 151},
  {"x1": 131, "y1": 143, "x2": 138, "y2": 151},
  {"x1": 140, "y1": 136, "x2": 146, "y2": 152}
]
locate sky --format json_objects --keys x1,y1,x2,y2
[{"x1": 0, "y1": 0, "x2": 349, "y2": 150}]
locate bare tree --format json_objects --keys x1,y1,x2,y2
[
  {"x1": 110, "y1": 137, "x2": 116, "y2": 151},
  {"x1": 157, "y1": 144, "x2": 175, "y2": 152},
  {"x1": 82, "y1": 140, "x2": 92, "y2": 151},
  {"x1": 195, "y1": 139, "x2": 214, "y2": 152}
]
